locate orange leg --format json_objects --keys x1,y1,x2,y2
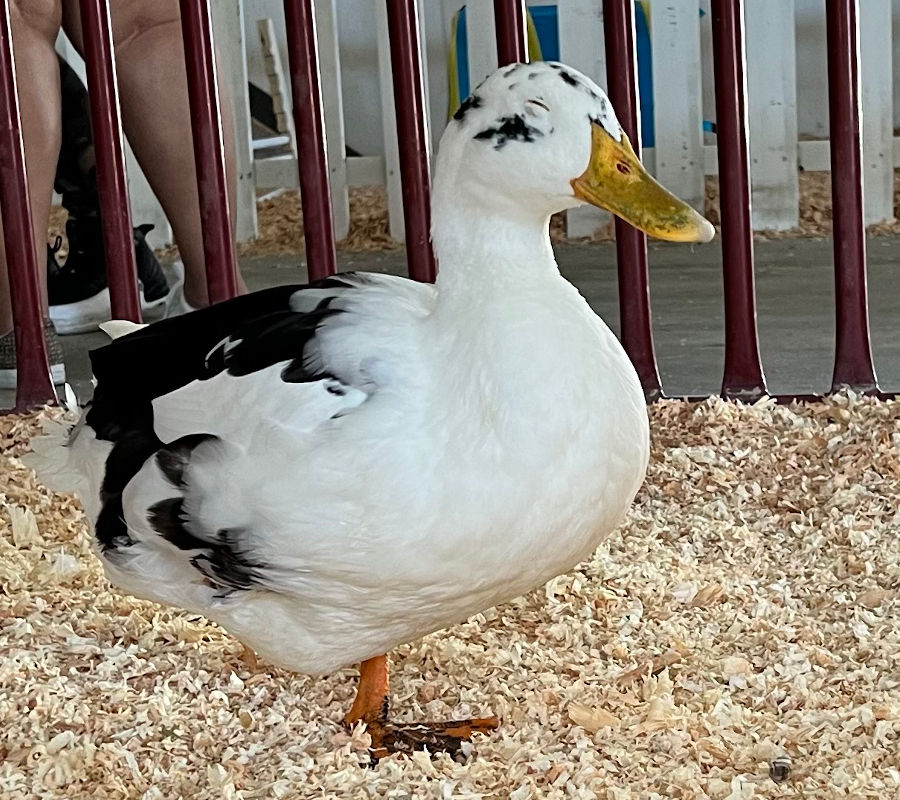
[
  {"x1": 344, "y1": 654, "x2": 499, "y2": 760},
  {"x1": 344, "y1": 654, "x2": 390, "y2": 724}
]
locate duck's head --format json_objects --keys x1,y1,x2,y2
[{"x1": 435, "y1": 61, "x2": 713, "y2": 243}]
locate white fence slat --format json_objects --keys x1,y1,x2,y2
[
  {"x1": 859, "y1": 0, "x2": 893, "y2": 224},
  {"x1": 257, "y1": 18, "x2": 296, "y2": 143},
  {"x1": 315, "y1": 0, "x2": 350, "y2": 240},
  {"x1": 465, "y1": 0, "x2": 498, "y2": 91},
  {"x1": 374, "y1": 0, "x2": 406, "y2": 241},
  {"x1": 212, "y1": 0, "x2": 258, "y2": 243},
  {"x1": 558, "y1": 0, "x2": 610, "y2": 237},
  {"x1": 650, "y1": 0, "x2": 705, "y2": 212},
  {"x1": 745, "y1": 0, "x2": 799, "y2": 230}
]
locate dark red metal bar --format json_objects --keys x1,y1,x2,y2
[
  {"x1": 79, "y1": 0, "x2": 141, "y2": 323},
  {"x1": 0, "y1": 0, "x2": 56, "y2": 410},
  {"x1": 283, "y1": 0, "x2": 337, "y2": 282},
  {"x1": 825, "y1": 0, "x2": 877, "y2": 393},
  {"x1": 493, "y1": 0, "x2": 528, "y2": 66},
  {"x1": 710, "y1": 0, "x2": 766, "y2": 401},
  {"x1": 385, "y1": 0, "x2": 437, "y2": 283},
  {"x1": 602, "y1": 0, "x2": 661, "y2": 401},
  {"x1": 179, "y1": 0, "x2": 239, "y2": 304}
]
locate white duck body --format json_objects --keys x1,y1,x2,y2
[{"x1": 31, "y1": 63, "x2": 695, "y2": 676}]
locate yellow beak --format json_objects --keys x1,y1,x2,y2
[{"x1": 571, "y1": 124, "x2": 715, "y2": 243}]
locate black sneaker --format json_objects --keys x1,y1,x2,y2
[{"x1": 48, "y1": 216, "x2": 171, "y2": 335}]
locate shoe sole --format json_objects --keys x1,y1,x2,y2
[
  {"x1": 0, "y1": 363, "x2": 66, "y2": 391},
  {"x1": 50, "y1": 287, "x2": 170, "y2": 335}
]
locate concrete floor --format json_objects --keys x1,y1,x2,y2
[{"x1": 4, "y1": 235, "x2": 900, "y2": 410}]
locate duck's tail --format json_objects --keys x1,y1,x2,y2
[
  {"x1": 24, "y1": 414, "x2": 112, "y2": 523},
  {"x1": 22, "y1": 321, "x2": 138, "y2": 522}
]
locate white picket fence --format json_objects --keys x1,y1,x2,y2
[
  {"x1": 254, "y1": 0, "x2": 899, "y2": 242},
  {"x1": 60, "y1": 0, "x2": 899, "y2": 248}
]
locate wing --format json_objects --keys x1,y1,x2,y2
[{"x1": 87, "y1": 272, "x2": 435, "y2": 602}]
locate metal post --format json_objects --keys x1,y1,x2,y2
[
  {"x1": 385, "y1": 0, "x2": 436, "y2": 283},
  {"x1": 78, "y1": 0, "x2": 141, "y2": 323},
  {"x1": 602, "y1": 0, "x2": 661, "y2": 401},
  {"x1": 710, "y1": 0, "x2": 766, "y2": 400},
  {"x1": 493, "y1": 0, "x2": 528, "y2": 66},
  {"x1": 283, "y1": 0, "x2": 338, "y2": 282},
  {"x1": 0, "y1": 0, "x2": 56, "y2": 410},
  {"x1": 825, "y1": 0, "x2": 877, "y2": 393},
  {"x1": 179, "y1": 0, "x2": 240, "y2": 304}
]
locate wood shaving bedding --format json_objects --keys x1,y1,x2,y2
[{"x1": 2, "y1": 395, "x2": 899, "y2": 799}]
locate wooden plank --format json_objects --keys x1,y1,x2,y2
[
  {"x1": 314, "y1": 0, "x2": 350, "y2": 239},
  {"x1": 650, "y1": 0, "x2": 704, "y2": 212},
  {"x1": 257, "y1": 18, "x2": 295, "y2": 142},
  {"x1": 374, "y1": 0, "x2": 405, "y2": 241},
  {"x1": 465, "y1": 0, "x2": 498, "y2": 90},
  {"x1": 558, "y1": 0, "x2": 610, "y2": 237},
  {"x1": 254, "y1": 155, "x2": 298, "y2": 189},
  {"x1": 255, "y1": 155, "x2": 385, "y2": 190},
  {"x1": 858, "y1": 0, "x2": 893, "y2": 224},
  {"x1": 745, "y1": 0, "x2": 799, "y2": 230},
  {"x1": 212, "y1": 0, "x2": 258, "y2": 243}
]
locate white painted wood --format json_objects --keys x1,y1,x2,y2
[
  {"x1": 650, "y1": 0, "x2": 705, "y2": 212},
  {"x1": 255, "y1": 156, "x2": 298, "y2": 189},
  {"x1": 465, "y1": 0, "x2": 498, "y2": 91},
  {"x1": 255, "y1": 155, "x2": 385, "y2": 190},
  {"x1": 257, "y1": 18, "x2": 296, "y2": 144},
  {"x1": 372, "y1": 0, "x2": 434, "y2": 242},
  {"x1": 347, "y1": 156, "x2": 386, "y2": 187},
  {"x1": 745, "y1": 0, "x2": 799, "y2": 230},
  {"x1": 558, "y1": 0, "x2": 611, "y2": 237},
  {"x1": 374, "y1": 0, "x2": 405, "y2": 241},
  {"x1": 212, "y1": 0, "x2": 258, "y2": 243},
  {"x1": 859, "y1": 0, "x2": 893, "y2": 224},
  {"x1": 797, "y1": 140, "x2": 830, "y2": 172},
  {"x1": 315, "y1": 0, "x2": 351, "y2": 239}
]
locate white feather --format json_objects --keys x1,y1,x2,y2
[{"x1": 99, "y1": 320, "x2": 148, "y2": 339}]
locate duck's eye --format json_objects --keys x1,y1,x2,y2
[
  {"x1": 525, "y1": 98, "x2": 550, "y2": 113},
  {"x1": 616, "y1": 162, "x2": 631, "y2": 175}
]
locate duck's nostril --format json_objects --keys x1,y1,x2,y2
[{"x1": 616, "y1": 163, "x2": 631, "y2": 175}]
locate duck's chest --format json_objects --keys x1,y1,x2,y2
[{"x1": 424, "y1": 299, "x2": 649, "y2": 576}]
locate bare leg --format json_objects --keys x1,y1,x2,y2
[
  {"x1": 0, "y1": 0, "x2": 62, "y2": 334},
  {"x1": 345, "y1": 654, "x2": 499, "y2": 760},
  {"x1": 61, "y1": 0, "x2": 247, "y2": 308}
]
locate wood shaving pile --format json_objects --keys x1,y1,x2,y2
[
  {"x1": 704, "y1": 170, "x2": 900, "y2": 240},
  {"x1": 2, "y1": 394, "x2": 899, "y2": 799}
]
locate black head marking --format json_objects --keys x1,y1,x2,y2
[
  {"x1": 474, "y1": 114, "x2": 544, "y2": 150},
  {"x1": 528, "y1": 71, "x2": 539, "y2": 80},
  {"x1": 453, "y1": 94, "x2": 482, "y2": 122},
  {"x1": 502, "y1": 64, "x2": 521, "y2": 78},
  {"x1": 558, "y1": 69, "x2": 579, "y2": 87},
  {"x1": 508, "y1": 82, "x2": 518, "y2": 90}
]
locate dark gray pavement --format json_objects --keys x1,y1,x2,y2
[{"x1": 4, "y1": 235, "x2": 900, "y2": 410}]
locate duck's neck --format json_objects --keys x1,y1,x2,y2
[{"x1": 431, "y1": 195, "x2": 560, "y2": 302}]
